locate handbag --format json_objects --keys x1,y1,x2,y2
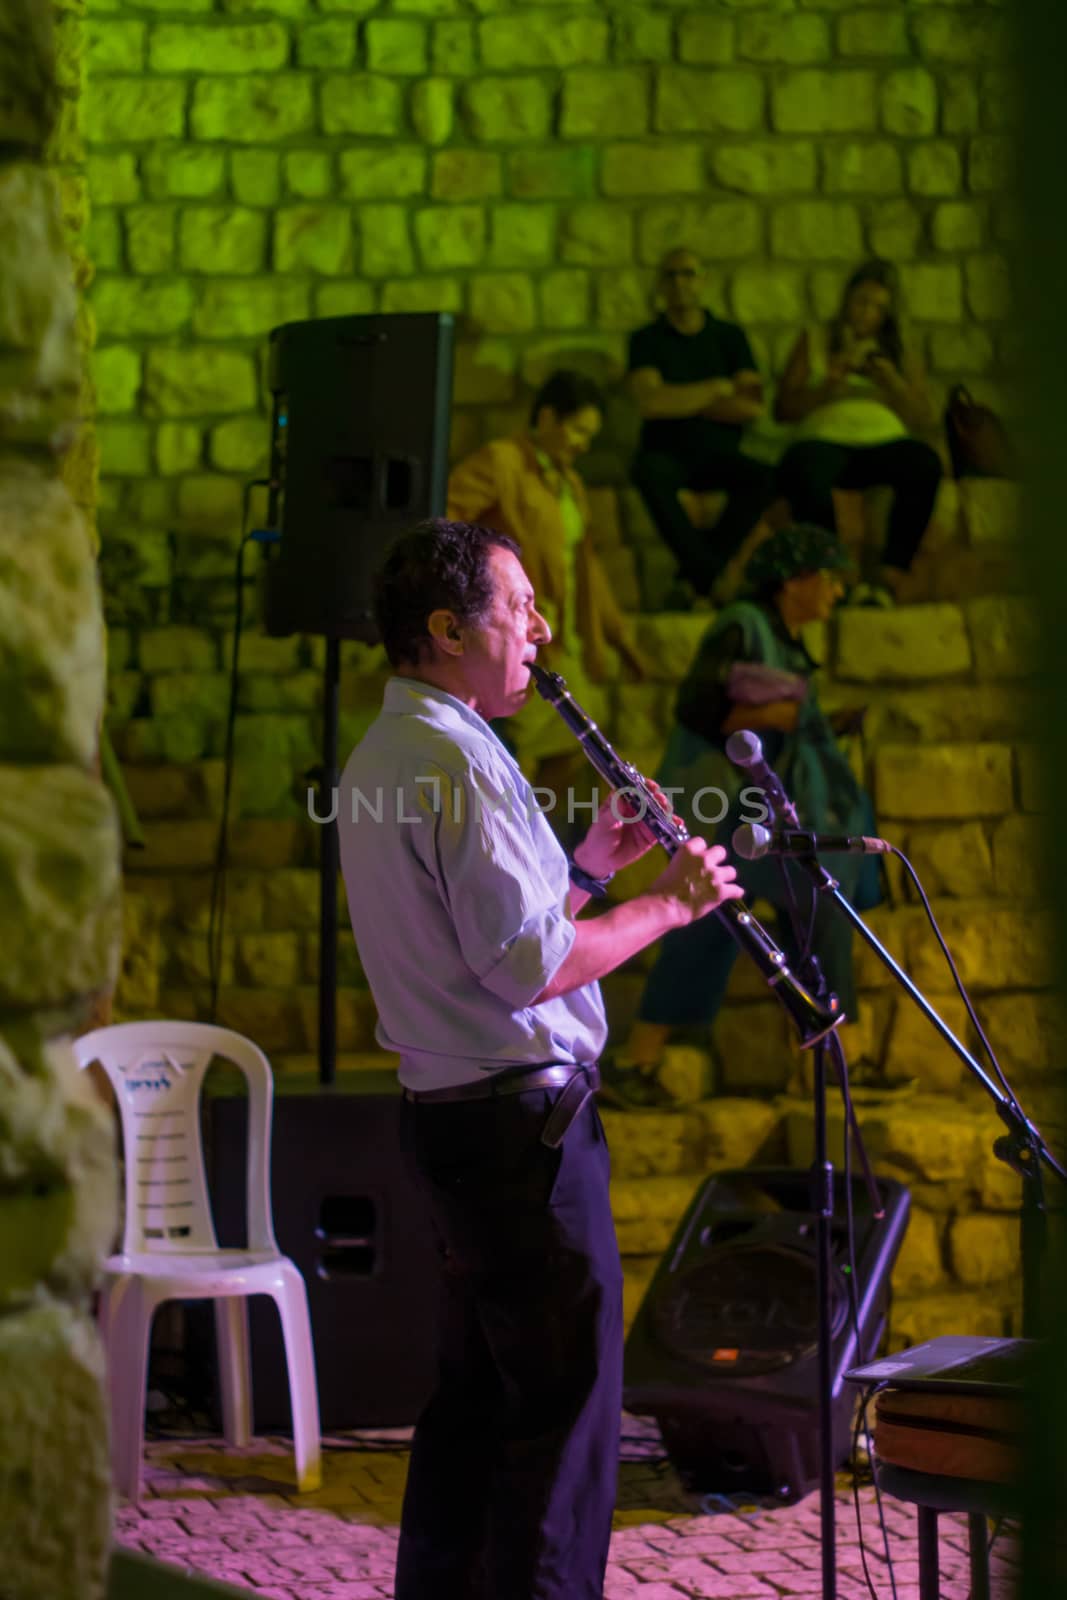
[{"x1": 944, "y1": 383, "x2": 1015, "y2": 479}]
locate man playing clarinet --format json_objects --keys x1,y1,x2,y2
[{"x1": 337, "y1": 518, "x2": 742, "y2": 1600}]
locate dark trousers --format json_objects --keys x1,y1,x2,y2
[
  {"x1": 639, "y1": 887, "x2": 856, "y2": 1028},
  {"x1": 396, "y1": 1089, "x2": 622, "y2": 1600},
  {"x1": 632, "y1": 447, "x2": 777, "y2": 594},
  {"x1": 775, "y1": 437, "x2": 943, "y2": 573}
]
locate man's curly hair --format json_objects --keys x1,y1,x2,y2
[{"x1": 373, "y1": 518, "x2": 521, "y2": 668}]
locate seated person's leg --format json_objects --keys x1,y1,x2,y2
[
  {"x1": 775, "y1": 441, "x2": 848, "y2": 532},
  {"x1": 631, "y1": 449, "x2": 723, "y2": 595},
  {"x1": 837, "y1": 438, "x2": 943, "y2": 600}
]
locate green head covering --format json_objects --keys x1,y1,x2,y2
[{"x1": 743, "y1": 523, "x2": 852, "y2": 595}]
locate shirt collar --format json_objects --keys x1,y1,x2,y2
[{"x1": 382, "y1": 675, "x2": 494, "y2": 739}]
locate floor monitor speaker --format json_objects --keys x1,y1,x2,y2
[
  {"x1": 209, "y1": 1072, "x2": 442, "y2": 1431},
  {"x1": 623, "y1": 1166, "x2": 910, "y2": 1501}
]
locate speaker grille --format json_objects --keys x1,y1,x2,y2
[{"x1": 651, "y1": 1243, "x2": 850, "y2": 1377}]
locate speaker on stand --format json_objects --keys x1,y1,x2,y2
[
  {"x1": 257, "y1": 311, "x2": 455, "y2": 1088},
  {"x1": 623, "y1": 1166, "x2": 910, "y2": 1501}
]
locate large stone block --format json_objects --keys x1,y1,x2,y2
[
  {"x1": 868, "y1": 198, "x2": 922, "y2": 261},
  {"x1": 965, "y1": 253, "x2": 1011, "y2": 320},
  {"x1": 875, "y1": 743, "x2": 1013, "y2": 821},
  {"x1": 632, "y1": 613, "x2": 710, "y2": 681},
  {"x1": 772, "y1": 69, "x2": 875, "y2": 133},
  {"x1": 942, "y1": 69, "x2": 979, "y2": 136},
  {"x1": 715, "y1": 1002, "x2": 792, "y2": 1092},
  {"x1": 978, "y1": 990, "x2": 1065, "y2": 1083},
  {"x1": 614, "y1": 7, "x2": 673, "y2": 64},
  {"x1": 908, "y1": 142, "x2": 963, "y2": 198},
  {"x1": 297, "y1": 19, "x2": 356, "y2": 69},
  {"x1": 0, "y1": 1303, "x2": 111, "y2": 1598},
  {"x1": 883, "y1": 990, "x2": 976, "y2": 1093},
  {"x1": 339, "y1": 147, "x2": 427, "y2": 200},
  {"x1": 563, "y1": 68, "x2": 649, "y2": 138},
  {"x1": 87, "y1": 18, "x2": 145, "y2": 73},
  {"x1": 488, "y1": 202, "x2": 556, "y2": 268},
  {"x1": 123, "y1": 204, "x2": 175, "y2": 274},
  {"x1": 904, "y1": 902, "x2": 1055, "y2": 992},
  {"x1": 86, "y1": 152, "x2": 141, "y2": 207},
  {"x1": 97, "y1": 420, "x2": 152, "y2": 476},
  {"x1": 560, "y1": 204, "x2": 631, "y2": 267},
  {"x1": 949, "y1": 1213, "x2": 1017, "y2": 1288},
  {"x1": 966, "y1": 595, "x2": 1036, "y2": 679},
  {"x1": 731, "y1": 265, "x2": 806, "y2": 323},
  {"x1": 382, "y1": 277, "x2": 463, "y2": 314},
  {"x1": 865, "y1": 683, "x2": 1029, "y2": 747},
  {"x1": 991, "y1": 812, "x2": 1042, "y2": 900},
  {"x1": 0, "y1": 466, "x2": 105, "y2": 767},
  {"x1": 611, "y1": 1175, "x2": 700, "y2": 1255},
  {"x1": 91, "y1": 278, "x2": 194, "y2": 340},
  {"x1": 231, "y1": 150, "x2": 281, "y2": 206},
  {"x1": 0, "y1": 766, "x2": 121, "y2": 1012},
  {"x1": 656, "y1": 67, "x2": 763, "y2": 135},
  {"x1": 880, "y1": 68, "x2": 938, "y2": 137},
  {"x1": 193, "y1": 277, "x2": 310, "y2": 340},
  {"x1": 770, "y1": 200, "x2": 862, "y2": 261},
  {"x1": 913, "y1": 11, "x2": 1004, "y2": 66},
  {"x1": 893, "y1": 1208, "x2": 947, "y2": 1294},
  {"x1": 837, "y1": 10, "x2": 908, "y2": 57},
  {"x1": 507, "y1": 147, "x2": 595, "y2": 200},
  {"x1": 539, "y1": 268, "x2": 590, "y2": 330},
  {"x1": 468, "y1": 273, "x2": 536, "y2": 333},
  {"x1": 599, "y1": 1107, "x2": 700, "y2": 1179},
  {"x1": 691, "y1": 1097, "x2": 781, "y2": 1168},
  {"x1": 463, "y1": 76, "x2": 552, "y2": 143},
  {"x1": 638, "y1": 199, "x2": 761, "y2": 265},
  {"x1": 932, "y1": 200, "x2": 985, "y2": 254},
  {"x1": 274, "y1": 205, "x2": 353, "y2": 274},
  {"x1": 969, "y1": 135, "x2": 1011, "y2": 196},
  {"x1": 928, "y1": 326, "x2": 995, "y2": 376},
  {"x1": 836, "y1": 603, "x2": 970, "y2": 682},
  {"x1": 601, "y1": 142, "x2": 703, "y2": 197},
  {"x1": 414, "y1": 204, "x2": 486, "y2": 269},
  {"x1": 365, "y1": 17, "x2": 428, "y2": 73},
  {"x1": 432, "y1": 150, "x2": 501, "y2": 202},
  {"x1": 823, "y1": 142, "x2": 902, "y2": 195},
  {"x1": 480, "y1": 12, "x2": 606, "y2": 68},
  {"x1": 141, "y1": 147, "x2": 226, "y2": 202},
  {"x1": 595, "y1": 268, "x2": 651, "y2": 332},
  {"x1": 432, "y1": 18, "x2": 474, "y2": 75},
  {"x1": 738, "y1": 14, "x2": 829, "y2": 63},
  {"x1": 92, "y1": 346, "x2": 141, "y2": 416},
  {"x1": 179, "y1": 207, "x2": 266, "y2": 274},
  {"x1": 677, "y1": 13, "x2": 734, "y2": 65},
  {"x1": 144, "y1": 347, "x2": 256, "y2": 416},
  {"x1": 149, "y1": 20, "x2": 288, "y2": 72},
  {"x1": 412, "y1": 78, "x2": 453, "y2": 146},
  {"x1": 86, "y1": 76, "x2": 186, "y2": 142},
  {"x1": 901, "y1": 821, "x2": 994, "y2": 900},
  {"x1": 0, "y1": 165, "x2": 81, "y2": 447},
  {"x1": 891, "y1": 1288, "x2": 1009, "y2": 1347},
  {"x1": 159, "y1": 421, "x2": 204, "y2": 476},
  {"x1": 958, "y1": 479, "x2": 1020, "y2": 546},
  {"x1": 900, "y1": 262, "x2": 963, "y2": 321},
  {"x1": 358, "y1": 205, "x2": 414, "y2": 278},
  {"x1": 192, "y1": 75, "x2": 313, "y2": 141},
  {"x1": 711, "y1": 140, "x2": 817, "y2": 195},
  {"x1": 319, "y1": 74, "x2": 402, "y2": 137}
]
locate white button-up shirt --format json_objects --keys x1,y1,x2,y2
[{"x1": 338, "y1": 677, "x2": 607, "y2": 1089}]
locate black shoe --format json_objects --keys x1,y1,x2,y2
[{"x1": 597, "y1": 1056, "x2": 676, "y2": 1110}]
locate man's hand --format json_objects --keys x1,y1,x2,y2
[
  {"x1": 573, "y1": 781, "x2": 676, "y2": 879},
  {"x1": 651, "y1": 838, "x2": 745, "y2": 926},
  {"x1": 732, "y1": 369, "x2": 764, "y2": 399},
  {"x1": 865, "y1": 354, "x2": 905, "y2": 396}
]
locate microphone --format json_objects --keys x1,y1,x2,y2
[
  {"x1": 724, "y1": 728, "x2": 800, "y2": 826},
  {"x1": 733, "y1": 822, "x2": 892, "y2": 861}
]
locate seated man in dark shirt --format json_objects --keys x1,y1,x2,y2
[{"x1": 627, "y1": 247, "x2": 778, "y2": 600}]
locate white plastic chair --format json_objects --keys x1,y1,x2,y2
[{"x1": 75, "y1": 1021, "x2": 322, "y2": 1503}]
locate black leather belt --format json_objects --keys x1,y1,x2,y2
[{"x1": 402, "y1": 1062, "x2": 600, "y2": 1149}]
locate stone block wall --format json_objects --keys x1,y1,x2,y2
[
  {"x1": 1, "y1": 1, "x2": 122, "y2": 1594},
  {"x1": 81, "y1": 0, "x2": 1015, "y2": 628}
]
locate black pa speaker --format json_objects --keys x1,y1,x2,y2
[
  {"x1": 262, "y1": 312, "x2": 454, "y2": 640},
  {"x1": 623, "y1": 1167, "x2": 910, "y2": 1501},
  {"x1": 209, "y1": 1072, "x2": 442, "y2": 1430}
]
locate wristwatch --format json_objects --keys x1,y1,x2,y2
[{"x1": 567, "y1": 856, "x2": 613, "y2": 899}]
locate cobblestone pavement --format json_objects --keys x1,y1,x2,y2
[{"x1": 113, "y1": 1419, "x2": 1020, "y2": 1598}]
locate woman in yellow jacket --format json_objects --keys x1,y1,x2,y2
[{"x1": 447, "y1": 370, "x2": 645, "y2": 806}]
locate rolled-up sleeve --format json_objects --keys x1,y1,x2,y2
[{"x1": 420, "y1": 761, "x2": 575, "y2": 1010}]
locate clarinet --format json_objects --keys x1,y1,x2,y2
[{"x1": 530, "y1": 663, "x2": 843, "y2": 1048}]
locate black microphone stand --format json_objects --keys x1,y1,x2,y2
[{"x1": 791, "y1": 864, "x2": 1065, "y2": 1335}]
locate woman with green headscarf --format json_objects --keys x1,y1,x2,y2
[{"x1": 602, "y1": 523, "x2": 879, "y2": 1107}]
